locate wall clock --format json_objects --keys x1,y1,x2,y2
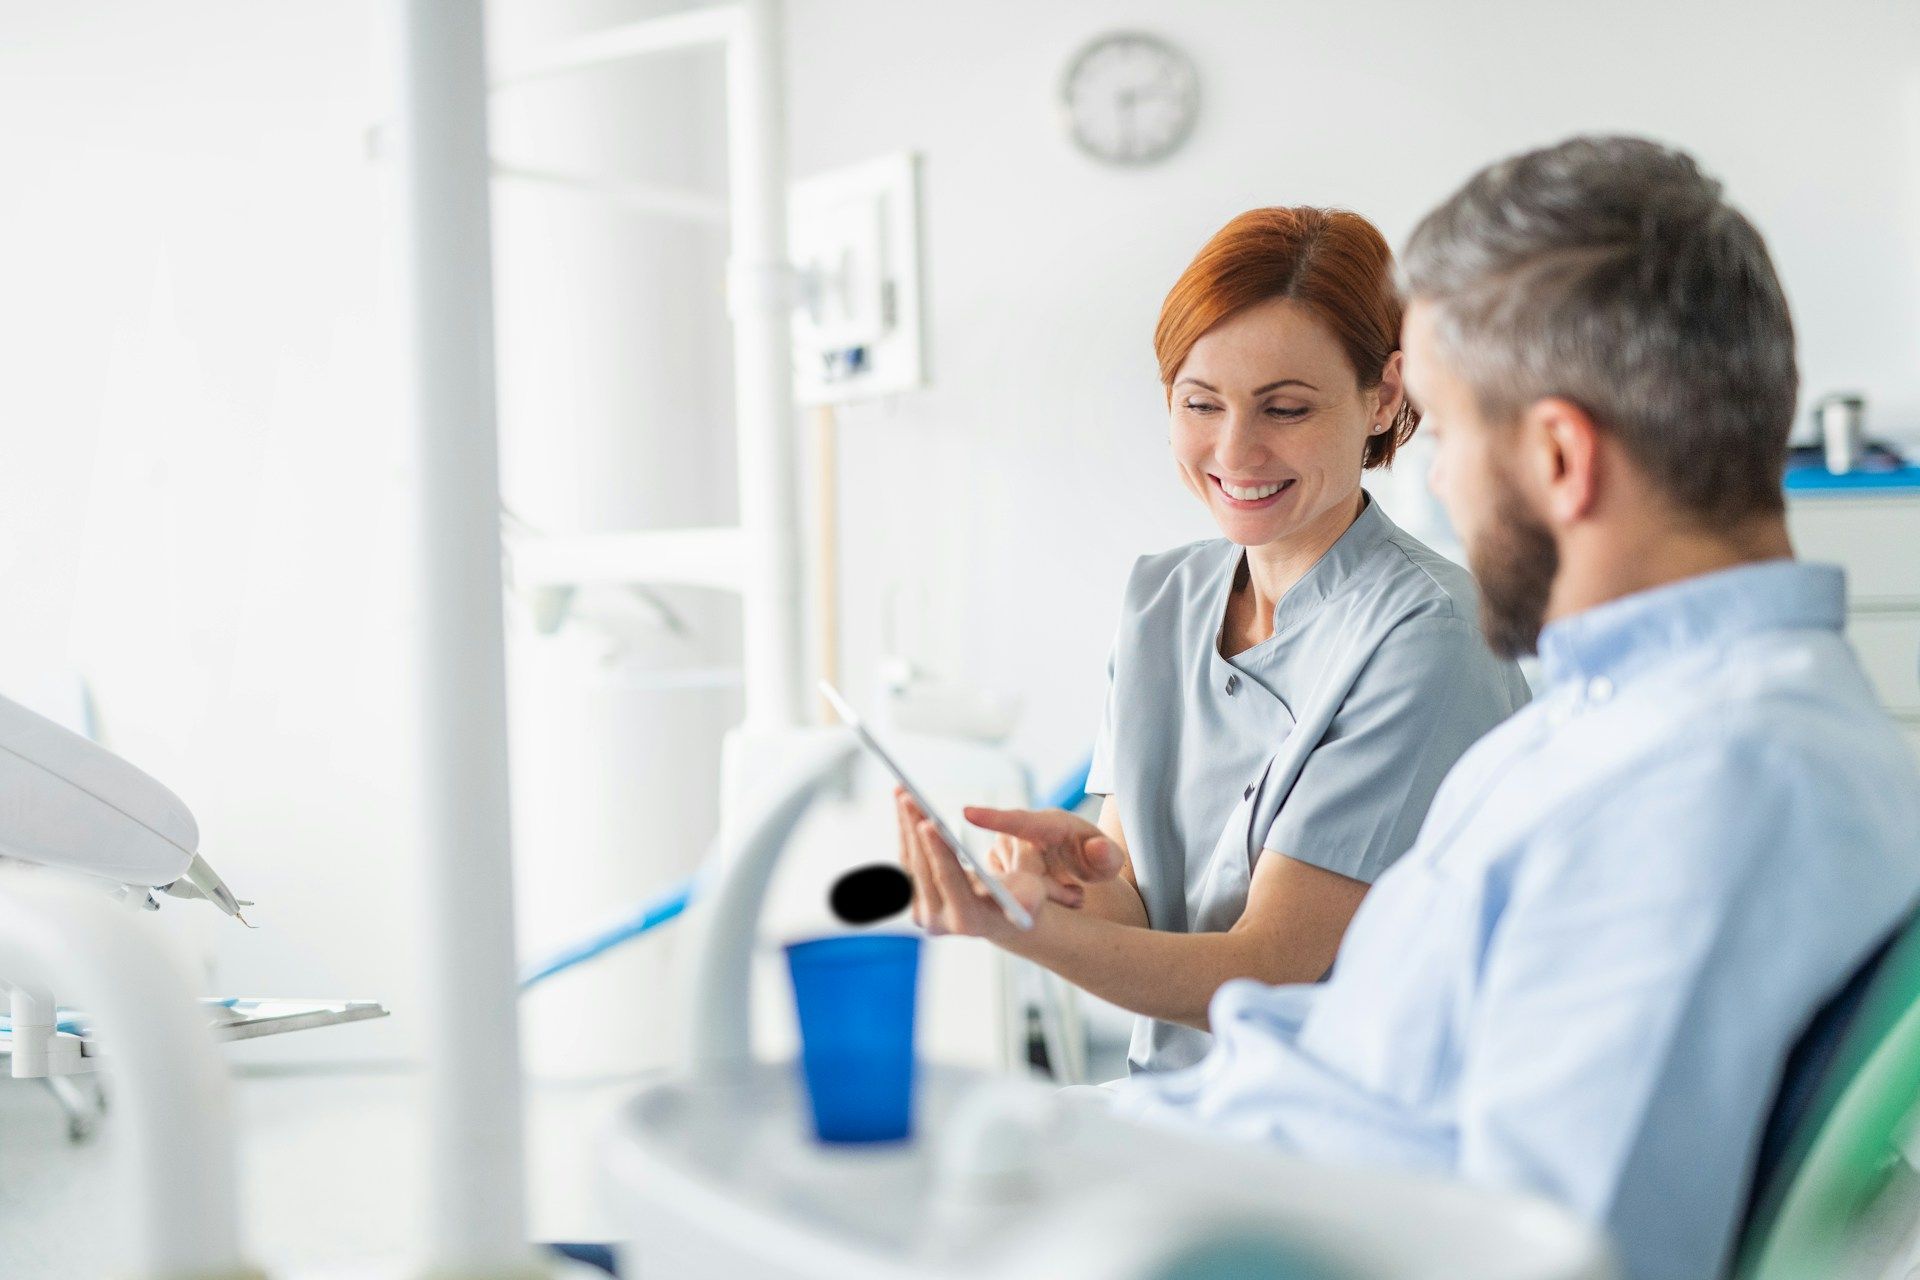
[{"x1": 1060, "y1": 32, "x2": 1200, "y2": 167}]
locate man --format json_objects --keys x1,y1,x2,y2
[{"x1": 920, "y1": 137, "x2": 1920, "y2": 1279}]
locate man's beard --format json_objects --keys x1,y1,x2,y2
[{"x1": 1469, "y1": 471, "x2": 1560, "y2": 659}]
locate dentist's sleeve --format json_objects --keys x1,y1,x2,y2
[{"x1": 1086, "y1": 637, "x2": 1119, "y2": 797}]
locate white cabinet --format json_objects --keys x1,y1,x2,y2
[{"x1": 1787, "y1": 492, "x2": 1920, "y2": 762}]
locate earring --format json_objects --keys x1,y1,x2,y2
[{"x1": 1370, "y1": 422, "x2": 1388, "y2": 434}]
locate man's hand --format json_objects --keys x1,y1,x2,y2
[{"x1": 963, "y1": 806, "x2": 1126, "y2": 910}]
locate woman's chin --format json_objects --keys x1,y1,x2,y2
[
  {"x1": 1216, "y1": 517, "x2": 1293, "y2": 549},
  {"x1": 1210, "y1": 500, "x2": 1298, "y2": 547}
]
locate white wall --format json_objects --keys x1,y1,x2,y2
[
  {"x1": 0, "y1": 0, "x2": 763, "y2": 1074},
  {"x1": 0, "y1": 1, "x2": 424, "y2": 1062},
  {"x1": 785, "y1": 0, "x2": 1920, "y2": 782},
  {"x1": 0, "y1": 0, "x2": 748, "y2": 1071}
]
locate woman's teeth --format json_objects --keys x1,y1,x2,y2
[{"x1": 1221, "y1": 479, "x2": 1287, "y2": 501}]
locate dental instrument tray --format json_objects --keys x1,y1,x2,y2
[
  {"x1": 0, "y1": 996, "x2": 388, "y2": 1061},
  {"x1": 197, "y1": 997, "x2": 389, "y2": 1042}
]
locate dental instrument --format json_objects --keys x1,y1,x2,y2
[
  {"x1": 819, "y1": 680, "x2": 1034, "y2": 931},
  {"x1": 0, "y1": 689, "x2": 250, "y2": 921},
  {"x1": 0, "y1": 686, "x2": 386, "y2": 1149}
]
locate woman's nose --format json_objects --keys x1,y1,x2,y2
[{"x1": 1214, "y1": 411, "x2": 1271, "y2": 470}]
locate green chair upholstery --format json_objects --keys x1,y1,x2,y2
[{"x1": 1737, "y1": 916, "x2": 1920, "y2": 1279}]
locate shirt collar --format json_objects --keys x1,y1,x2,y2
[
  {"x1": 1238, "y1": 495, "x2": 1395, "y2": 634},
  {"x1": 1536, "y1": 559, "x2": 1846, "y2": 690}
]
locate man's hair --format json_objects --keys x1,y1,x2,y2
[{"x1": 1402, "y1": 136, "x2": 1798, "y2": 523}]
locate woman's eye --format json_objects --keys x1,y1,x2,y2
[
  {"x1": 1183, "y1": 401, "x2": 1220, "y2": 414},
  {"x1": 1265, "y1": 406, "x2": 1308, "y2": 419}
]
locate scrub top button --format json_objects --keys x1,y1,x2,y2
[
  {"x1": 1587, "y1": 676, "x2": 1615, "y2": 703},
  {"x1": 1225, "y1": 674, "x2": 1240, "y2": 696}
]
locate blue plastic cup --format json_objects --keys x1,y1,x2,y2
[{"x1": 784, "y1": 933, "x2": 921, "y2": 1144}]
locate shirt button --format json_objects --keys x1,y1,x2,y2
[
  {"x1": 1587, "y1": 676, "x2": 1614, "y2": 703},
  {"x1": 1225, "y1": 674, "x2": 1240, "y2": 696}
]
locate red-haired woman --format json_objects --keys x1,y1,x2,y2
[{"x1": 897, "y1": 208, "x2": 1530, "y2": 1075}]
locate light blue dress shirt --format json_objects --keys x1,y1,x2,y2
[
  {"x1": 1115, "y1": 560, "x2": 1920, "y2": 1280},
  {"x1": 1087, "y1": 498, "x2": 1530, "y2": 1072}
]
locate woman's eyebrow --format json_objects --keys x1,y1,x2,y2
[{"x1": 1175, "y1": 377, "x2": 1320, "y2": 394}]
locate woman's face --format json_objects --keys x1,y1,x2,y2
[{"x1": 1169, "y1": 297, "x2": 1397, "y2": 550}]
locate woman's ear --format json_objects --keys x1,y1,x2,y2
[{"x1": 1374, "y1": 351, "x2": 1407, "y2": 432}]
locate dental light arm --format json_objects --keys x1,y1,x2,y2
[{"x1": 0, "y1": 691, "x2": 249, "y2": 922}]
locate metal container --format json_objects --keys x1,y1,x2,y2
[{"x1": 1816, "y1": 393, "x2": 1867, "y2": 475}]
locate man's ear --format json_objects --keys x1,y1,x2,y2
[{"x1": 1520, "y1": 396, "x2": 1602, "y2": 525}]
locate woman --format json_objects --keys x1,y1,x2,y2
[{"x1": 898, "y1": 207, "x2": 1530, "y2": 1075}]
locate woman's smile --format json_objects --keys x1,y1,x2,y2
[{"x1": 1211, "y1": 474, "x2": 1297, "y2": 509}]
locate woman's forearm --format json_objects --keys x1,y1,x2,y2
[
  {"x1": 997, "y1": 909, "x2": 1298, "y2": 1030},
  {"x1": 1075, "y1": 875, "x2": 1150, "y2": 927}
]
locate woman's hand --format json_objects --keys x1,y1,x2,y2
[
  {"x1": 895, "y1": 789, "x2": 1046, "y2": 940},
  {"x1": 962, "y1": 805, "x2": 1126, "y2": 908}
]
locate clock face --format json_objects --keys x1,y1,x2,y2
[{"x1": 1061, "y1": 32, "x2": 1200, "y2": 167}]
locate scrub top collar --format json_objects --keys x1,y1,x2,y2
[
  {"x1": 1536, "y1": 558, "x2": 1845, "y2": 693},
  {"x1": 1218, "y1": 495, "x2": 1397, "y2": 651}
]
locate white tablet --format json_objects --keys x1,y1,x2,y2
[{"x1": 818, "y1": 681, "x2": 1035, "y2": 931}]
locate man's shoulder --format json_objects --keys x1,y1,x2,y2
[
  {"x1": 1519, "y1": 673, "x2": 1920, "y2": 903},
  {"x1": 1664, "y1": 630, "x2": 1910, "y2": 786}
]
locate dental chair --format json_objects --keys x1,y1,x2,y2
[{"x1": 1738, "y1": 909, "x2": 1920, "y2": 1278}]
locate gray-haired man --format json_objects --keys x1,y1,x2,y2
[{"x1": 1116, "y1": 136, "x2": 1920, "y2": 1280}]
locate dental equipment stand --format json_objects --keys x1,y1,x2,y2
[
  {"x1": 0, "y1": 689, "x2": 389, "y2": 1143},
  {"x1": 0, "y1": 1000, "x2": 390, "y2": 1143},
  {"x1": 596, "y1": 735, "x2": 1620, "y2": 1280},
  {"x1": 0, "y1": 869, "x2": 260, "y2": 1279}
]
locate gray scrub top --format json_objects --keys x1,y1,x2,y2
[{"x1": 1087, "y1": 497, "x2": 1531, "y2": 1074}]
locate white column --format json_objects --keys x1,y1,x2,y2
[
  {"x1": 391, "y1": 0, "x2": 533, "y2": 1271},
  {"x1": 492, "y1": 1, "x2": 745, "y2": 1083},
  {"x1": 727, "y1": 0, "x2": 806, "y2": 730}
]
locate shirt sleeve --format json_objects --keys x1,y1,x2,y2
[
  {"x1": 1260, "y1": 615, "x2": 1523, "y2": 883},
  {"x1": 1084, "y1": 637, "x2": 1119, "y2": 797}
]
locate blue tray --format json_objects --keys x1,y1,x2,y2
[{"x1": 1786, "y1": 463, "x2": 1920, "y2": 494}]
